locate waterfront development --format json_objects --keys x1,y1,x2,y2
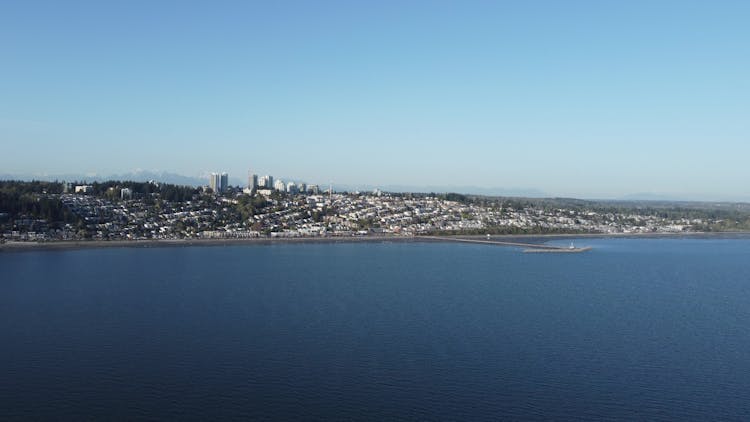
[
  {"x1": 3, "y1": 238, "x2": 750, "y2": 420},
  {"x1": 2, "y1": 180, "x2": 749, "y2": 246}
]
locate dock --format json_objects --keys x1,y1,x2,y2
[{"x1": 418, "y1": 236, "x2": 591, "y2": 253}]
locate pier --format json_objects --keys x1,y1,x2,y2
[{"x1": 418, "y1": 236, "x2": 592, "y2": 253}]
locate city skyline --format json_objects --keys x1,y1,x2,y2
[
  {"x1": 0, "y1": 165, "x2": 746, "y2": 202},
  {"x1": 2, "y1": 1, "x2": 749, "y2": 201}
]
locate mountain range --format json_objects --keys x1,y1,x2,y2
[{"x1": 1, "y1": 170, "x2": 747, "y2": 203}]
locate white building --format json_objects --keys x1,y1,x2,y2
[
  {"x1": 273, "y1": 179, "x2": 286, "y2": 191},
  {"x1": 120, "y1": 188, "x2": 132, "y2": 199},
  {"x1": 209, "y1": 173, "x2": 220, "y2": 192},
  {"x1": 247, "y1": 172, "x2": 258, "y2": 190},
  {"x1": 75, "y1": 185, "x2": 93, "y2": 194},
  {"x1": 259, "y1": 175, "x2": 273, "y2": 189},
  {"x1": 209, "y1": 172, "x2": 229, "y2": 193},
  {"x1": 286, "y1": 182, "x2": 298, "y2": 194}
]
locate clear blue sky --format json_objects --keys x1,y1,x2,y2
[{"x1": 2, "y1": 1, "x2": 748, "y2": 200}]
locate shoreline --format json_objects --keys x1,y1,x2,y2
[
  {"x1": 0, "y1": 236, "x2": 420, "y2": 253},
  {"x1": 2, "y1": 231, "x2": 750, "y2": 253}
]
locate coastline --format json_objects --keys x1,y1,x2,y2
[
  {"x1": 2, "y1": 231, "x2": 750, "y2": 253},
  {"x1": 0, "y1": 235, "x2": 420, "y2": 253}
]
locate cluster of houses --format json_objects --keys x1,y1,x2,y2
[{"x1": 2, "y1": 186, "x2": 711, "y2": 242}]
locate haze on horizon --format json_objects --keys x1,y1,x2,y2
[{"x1": 1, "y1": 1, "x2": 748, "y2": 201}]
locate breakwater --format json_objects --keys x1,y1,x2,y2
[{"x1": 419, "y1": 236, "x2": 591, "y2": 253}]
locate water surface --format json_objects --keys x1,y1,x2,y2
[{"x1": 2, "y1": 238, "x2": 750, "y2": 420}]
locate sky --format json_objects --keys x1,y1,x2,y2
[{"x1": 1, "y1": 1, "x2": 749, "y2": 200}]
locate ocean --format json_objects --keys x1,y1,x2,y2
[{"x1": 2, "y1": 238, "x2": 750, "y2": 420}]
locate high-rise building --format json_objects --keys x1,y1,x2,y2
[
  {"x1": 209, "y1": 172, "x2": 229, "y2": 193},
  {"x1": 286, "y1": 182, "x2": 298, "y2": 194},
  {"x1": 209, "y1": 173, "x2": 220, "y2": 193},
  {"x1": 259, "y1": 175, "x2": 273, "y2": 189},
  {"x1": 248, "y1": 172, "x2": 258, "y2": 190},
  {"x1": 220, "y1": 173, "x2": 228, "y2": 192},
  {"x1": 273, "y1": 179, "x2": 286, "y2": 191}
]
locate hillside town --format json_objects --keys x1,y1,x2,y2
[{"x1": 1, "y1": 173, "x2": 743, "y2": 243}]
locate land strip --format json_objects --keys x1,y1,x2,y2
[{"x1": 4, "y1": 232, "x2": 750, "y2": 253}]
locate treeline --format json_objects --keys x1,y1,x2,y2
[
  {"x1": 0, "y1": 180, "x2": 201, "y2": 203},
  {"x1": 82, "y1": 181, "x2": 200, "y2": 202},
  {"x1": 0, "y1": 181, "x2": 78, "y2": 224},
  {"x1": 0, "y1": 180, "x2": 202, "y2": 226},
  {"x1": 233, "y1": 194, "x2": 270, "y2": 221},
  {"x1": 0, "y1": 180, "x2": 65, "y2": 195}
]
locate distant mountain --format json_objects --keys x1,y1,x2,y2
[
  {"x1": 0, "y1": 172, "x2": 547, "y2": 196},
  {"x1": 333, "y1": 184, "x2": 548, "y2": 197},
  {"x1": 617, "y1": 192, "x2": 687, "y2": 201},
  {"x1": 2, "y1": 172, "x2": 745, "y2": 203},
  {"x1": 110, "y1": 170, "x2": 207, "y2": 186},
  {"x1": 0, "y1": 170, "x2": 207, "y2": 187},
  {"x1": 618, "y1": 192, "x2": 750, "y2": 203}
]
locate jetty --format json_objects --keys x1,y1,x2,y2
[
  {"x1": 418, "y1": 236, "x2": 592, "y2": 253},
  {"x1": 521, "y1": 246, "x2": 592, "y2": 253}
]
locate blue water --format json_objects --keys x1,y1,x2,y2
[{"x1": 2, "y1": 238, "x2": 750, "y2": 420}]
